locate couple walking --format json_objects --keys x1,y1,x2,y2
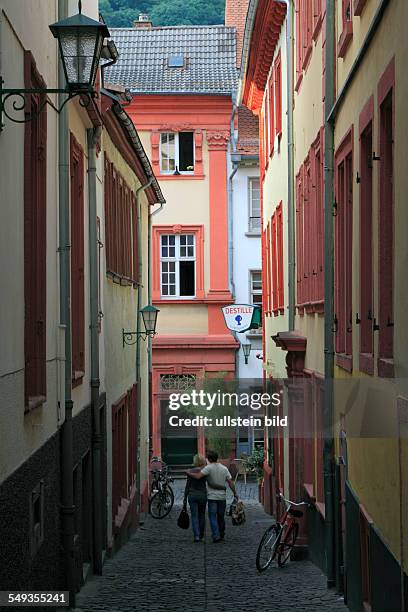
[{"x1": 184, "y1": 450, "x2": 238, "y2": 543}]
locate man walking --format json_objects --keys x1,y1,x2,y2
[{"x1": 186, "y1": 450, "x2": 238, "y2": 542}]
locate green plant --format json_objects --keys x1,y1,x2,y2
[{"x1": 243, "y1": 447, "x2": 265, "y2": 481}]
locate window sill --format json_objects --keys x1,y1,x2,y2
[
  {"x1": 359, "y1": 353, "x2": 374, "y2": 376},
  {"x1": 354, "y1": 0, "x2": 368, "y2": 16},
  {"x1": 25, "y1": 395, "x2": 46, "y2": 413},
  {"x1": 153, "y1": 295, "x2": 229, "y2": 305},
  {"x1": 336, "y1": 353, "x2": 353, "y2": 373},
  {"x1": 158, "y1": 174, "x2": 205, "y2": 181},
  {"x1": 297, "y1": 301, "x2": 324, "y2": 315},
  {"x1": 72, "y1": 371, "x2": 84, "y2": 388},
  {"x1": 107, "y1": 271, "x2": 136, "y2": 287},
  {"x1": 245, "y1": 231, "x2": 261, "y2": 238},
  {"x1": 338, "y1": 22, "x2": 353, "y2": 59},
  {"x1": 378, "y1": 357, "x2": 394, "y2": 378}
]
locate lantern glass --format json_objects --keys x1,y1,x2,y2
[
  {"x1": 50, "y1": 12, "x2": 110, "y2": 91},
  {"x1": 140, "y1": 305, "x2": 159, "y2": 335},
  {"x1": 242, "y1": 343, "x2": 251, "y2": 363}
]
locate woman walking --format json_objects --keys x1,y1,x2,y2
[{"x1": 184, "y1": 454, "x2": 207, "y2": 542}]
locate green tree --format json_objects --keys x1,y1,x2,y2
[{"x1": 99, "y1": 0, "x2": 226, "y2": 27}]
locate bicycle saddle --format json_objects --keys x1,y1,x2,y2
[{"x1": 288, "y1": 508, "x2": 303, "y2": 518}]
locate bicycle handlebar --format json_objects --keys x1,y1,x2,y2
[{"x1": 279, "y1": 493, "x2": 311, "y2": 508}]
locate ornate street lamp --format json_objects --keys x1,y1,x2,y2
[
  {"x1": 0, "y1": 1, "x2": 110, "y2": 130},
  {"x1": 122, "y1": 305, "x2": 160, "y2": 347},
  {"x1": 242, "y1": 342, "x2": 252, "y2": 365},
  {"x1": 49, "y1": 1, "x2": 109, "y2": 92}
]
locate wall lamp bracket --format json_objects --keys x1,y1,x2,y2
[{"x1": 122, "y1": 329, "x2": 157, "y2": 347}]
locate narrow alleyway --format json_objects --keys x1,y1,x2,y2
[{"x1": 73, "y1": 483, "x2": 346, "y2": 612}]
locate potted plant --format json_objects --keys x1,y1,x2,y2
[{"x1": 243, "y1": 447, "x2": 265, "y2": 500}]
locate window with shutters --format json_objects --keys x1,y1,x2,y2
[
  {"x1": 276, "y1": 203, "x2": 284, "y2": 311},
  {"x1": 104, "y1": 155, "x2": 138, "y2": 284},
  {"x1": 24, "y1": 52, "x2": 47, "y2": 411},
  {"x1": 250, "y1": 271, "x2": 262, "y2": 315},
  {"x1": 263, "y1": 94, "x2": 270, "y2": 166},
  {"x1": 334, "y1": 128, "x2": 353, "y2": 372},
  {"x1": 268, "y1": 71, "x2": 275, "y2": 156},
  {"x1": 359, "y1": 99, "x2": 374, "y2": 375},
  {"x1": 70, "y1": 134, "x2": 85, "y2": 386},
  {"x1": 296, "y1": 169, "x2": 304, "y2": 311},
  {"x1": 312, "y1": 131, "x2": 325, "y2": 306},
  {"x1": 274, "y1": 52, "x2": 282, "y2": 139},
  {"x1": 378, "y1": 59, "x2": 395, "y2": 378},
  {"x1": 112, "y1": 384, "x2": 137, "y2": 520}
]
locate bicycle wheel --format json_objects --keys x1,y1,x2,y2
[
  {"x1": 256, "y1": 524, "x2": 281, "y2": 572},
  {"x1": 149, "y1": 490, "x2": 173, "y2": 519},
  {"x1": 277, "y1": 522, "x2": 299, "y2": 567}
]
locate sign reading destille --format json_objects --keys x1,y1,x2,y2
[{"x1": 222, "y1": 304, "x2": 261, "y2": 333}]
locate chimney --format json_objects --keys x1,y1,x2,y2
[
  {"x1": 134, "y1": 13, "x2": 153, "y2": 28},
  {"x1": 225, "y1": 0, "x2": 250, "y2": 67}
]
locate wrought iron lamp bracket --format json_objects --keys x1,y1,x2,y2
[
  {"x1": 0, "y1": 76, "x2": 96, "y2": 132},
  {"x1": 122, "y1": 329, "x2": 157, "y2": 347}
]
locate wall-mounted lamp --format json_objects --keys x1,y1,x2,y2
[
  {"x1": 122, "y1": 305, "x2": 160, "y2": 347},
  {"x1": 0, "y1": 1, "x2": 110, "y2": 131},
  {"x1": 242, "y1": 342, "x2": 252, "y2": 365}
]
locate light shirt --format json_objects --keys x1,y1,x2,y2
[{"x1": 201, "y1": 462, "x2": 232, "y2": 501}]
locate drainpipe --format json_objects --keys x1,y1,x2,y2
[
  {"x1": 285, "y1": 0, "x2": 295, "y2": 332},
  {"x1": 323, "y1": 0, "x2": 336, "y2": 588},
  {"x1": 87, "y1": 126, "x2": 103, "y2": 574},
  {"x1": 135, "y1": 179, "x2": 154, "y2": 503},
  {"x1": 148, "y1": 200, "x2": 163, "y2": 456},
  {"x1": 228, "y1": 104, "x2": 238, "y2": 299},
  {"x1": 58, "y1": 0, "x2": 75, "y2": 606}
]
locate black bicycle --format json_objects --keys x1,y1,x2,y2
[{"x1": 149, "y1": 457, "x2": 175, "y2": 519}]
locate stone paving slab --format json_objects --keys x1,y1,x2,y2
[{"x1": 73, "y1": 482, "x2": 347, "y2": 612}]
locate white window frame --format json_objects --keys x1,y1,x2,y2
[
  {"x1": 160, "y1": 132, "x2": 195, "y2": 175},
  {"x1": 249, "y1": 269, "x2": 262, "y2": 314},
  {"x1": 160, "y1": 234, "x2": 196, "y2": 298},
  {"x1": 248, "y1": 177, "x2": 261, "y2": 233}
]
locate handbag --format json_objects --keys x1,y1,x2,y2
[{"x1": 177, "y1": 503, "x2": 190, "y2": 529}]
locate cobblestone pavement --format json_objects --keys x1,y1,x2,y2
[{"x1": 73, "y1": 481, "x2": 346, "y2": 612}]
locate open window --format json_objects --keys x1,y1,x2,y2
[
  {"x1": 160, "y1": 234, "x2": 196, "y2": 298},
  {"x1": 160, "y1": 132, "x2": 194, "y2": 174}
]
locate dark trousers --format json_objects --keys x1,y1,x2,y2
[
  {"x1": 188, "y1": 497, "x2": 206, "y2": 539},
  {"x1": 208, "y1": 500, "x2": 226, "y2": 540}
]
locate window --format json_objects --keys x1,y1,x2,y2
[
  {"x1": 268, "y1": 72, "x2": 275, "y2": 155},
  {"x1": 70, "y1": 134, "x2": 85, "y2": 386},
  {"x1": 160, "y1": 132, "x2": 194, "y2": 174},
  {"x1": 359, "y1": 100, "x2": 374, "y2": 374},
  {"x1": 276, "y1": 203, "x2": 284, "y2": 310},
  {"x1": 335, "y1": 129, "x2": 353, "y2": 371},
  {"x1": 338, "y1": 0, "x2": 353, "y2": 58},
  {"x1": 248, "y1": 178, "x2": 261, "y2": 232},
  {"x1": 250, "y1": 271, "x2": 262, "y2": 313},
  {"x1": 112, "y1": 385, "x2": 137, "y2": 519},
  {"x1": 274, "y1": 52, "x2": 282, "y2": 138},
  {"x1": 266, "y1": 204, "x2": 284, "y2": 316},
  {"x1": 160, "y1": 234, "x2": 195, "y2": 298},
  {"x1": 24, "y1": 51, "x2": 47, "y2": 411},
  {"x1": 378, "y1": 60, "x2": 394, "y2": 377},
  {"x1": 263, "y1": 95, "x2": 269, "y2": 165},
  {"x1": 104, "y1": 155, "x2": 138, "y2": 283},
  {"x1": 295, "y1": 0, "x2": 314, "y2": 88},
  {"x1": 168, "y1": 54, "x2": 184, "y2": 67},
  {"x1": 296, "y1": 170, "x2": 304, "y2": 309}
]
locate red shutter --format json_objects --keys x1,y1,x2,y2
[
  {"x1": 70, "y1": 133, "x2": 85, "y2": 385},
  {"x1": 378, "y1": 60, "x2": 394, "y2": 376},
  {"x1": 24, "y1": 52, "x2": 47, "y2": 408},
  {"x1": 303, "y1": 159, "x2": 311, "y2": 303},
  {"x1": 263, "y1": 94, "x2": 269, "y2": 164},
  {"x1": 269, "y1": 73, "x2": 275, "y2": 155},
  {"x1": 295, "y1": 0, "x2": 302, "y2": 87},
  {"x1": 274, "y1": 53, "x2": 282, "y2": 138},
  {"x1": 132, "y1": 193, "x2": 139, "y2": 284},
  {"x1": 359, "y1": 99, "x2": 374, "y2": 374},
  {"x1": 277, "y1": 202, "x2": 284, "y2": 311},
  {"x1": 296, "y1": 170, "x2": 304, "y2": 309},
  {"x1": 272, "y1": 213, "x2": 278, "y2": 313}
]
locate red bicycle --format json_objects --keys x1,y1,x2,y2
[{"x1": 256, "y1": 494, "x2": 310, "y2": 572}]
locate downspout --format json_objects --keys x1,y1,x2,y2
[
  {"x1": 229, "y1": 105, "x2": 239, "y2": 375},
  {"x1": 87, "y1": 126, "x2": 103, "y2": 574},
  {"x1": 285, "y1": 0, "x2": 295, "y2": 331},
  {"x1": 135, "y1": 178, "x2": 154, "y2": 502},
  {"x1": 148, "y1": 201, "x2": 163, "y2": 456},
  {"x1": 323, "y1": 0, "x2": 336, "y2": 588},
  {"x1": 58, "y1": 0, "x2": 75, "y2": 606}
]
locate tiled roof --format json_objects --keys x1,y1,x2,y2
[
  {"x1": 236, "y1": 105, "x2": 259, "y2": 155},
  {"x1": 106, "y1": 25, "x2": 239, "y2": 95}
]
